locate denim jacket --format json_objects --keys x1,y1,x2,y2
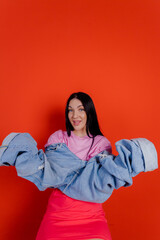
[{"x1": 0, "y1": 133, "x2": 158, "y2": 203}]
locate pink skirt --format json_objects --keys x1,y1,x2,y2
[{"x1": 36, "y1": 189, "x2": 112, "y2": 240}]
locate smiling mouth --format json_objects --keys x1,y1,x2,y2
[{"x1": 73, "y1": 120, "x2": 81, "y2": 126}]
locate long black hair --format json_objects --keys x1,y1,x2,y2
[{"x1": 65, "y1": 92, "x2": 103, "y2": 137}]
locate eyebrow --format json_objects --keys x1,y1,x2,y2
[{"x1": 68, "y1": 105, "x2": 84, "y2": 108}]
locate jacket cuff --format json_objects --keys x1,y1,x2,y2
[
  {"x1": 0, "y1": 133, "x2": 20, "y2": 165},
  {"x1": 131, "y1": 138, "x2": 158, "y2": 172}
]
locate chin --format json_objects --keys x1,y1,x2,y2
[
  {"x1": 74, "y1": 126, "x2": 86, "y2": 133},
  {"x1": 74, "y1": 127, "x2": 83, "y2": 131}
]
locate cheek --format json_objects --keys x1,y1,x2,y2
[{"x1": 82, "y1": 113, "x2": 87, "y2": 122}]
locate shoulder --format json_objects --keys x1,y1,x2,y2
[
  {"x1": 93, "y1": 135, "x2": 112, "y2": 154},
  {"x1": 94, "y1": 135, "x2": 111, "y2": 147},
  {"x1": 45, "y1": 130, "x2": 67, "y2": 146}
]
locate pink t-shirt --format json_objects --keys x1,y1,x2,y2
[{"x1": 45, "y1": 130, "x2": 112, "y2": 160}]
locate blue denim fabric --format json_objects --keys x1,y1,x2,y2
[{"x1": 0, "y1": 133, "x2": 158, "y2": 203}]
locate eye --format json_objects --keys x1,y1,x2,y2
[
  {"x1": 68, "y1": 109, "x2": 73, "y2": 112},
  {"x1": 79, "y1": 108, "x2": 85, "y2": 112}
]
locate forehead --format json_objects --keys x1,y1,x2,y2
[{"x1": 68, "y1": 98, "x2": 83, "y2": 108}]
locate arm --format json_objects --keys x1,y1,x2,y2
[
  {"x1": 0, "y1": 133, "x2": 84, "y2": 190},
  {"x1": 59, "y1": 138, "x2": 158, "y2": 203}
]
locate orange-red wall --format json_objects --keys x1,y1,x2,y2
[{"x1": 0, "y1": 1, "x2": 160, "y2": 239}]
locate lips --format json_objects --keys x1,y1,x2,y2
[{"x1": 73, "y1": 120, "x2": 81, "y2": 126}]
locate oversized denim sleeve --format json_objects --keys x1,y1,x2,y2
[
  {"x1": 0, "y1": 133, "x2": 84, "y2": 190},
  {"x1": 59, "y1": 138, "x2": 158, "y2": 203}
]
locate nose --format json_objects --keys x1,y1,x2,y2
[{"x1": 73, "y1": 110, "x2": 78, "y2": 118}]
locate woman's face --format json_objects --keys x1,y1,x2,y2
[{"x1": 68, "y1": 98, "x2": 87, "y2": 137}]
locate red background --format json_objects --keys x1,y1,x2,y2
[{"x1": 0, "y1": 0, "x2": 160, "y2": 239}]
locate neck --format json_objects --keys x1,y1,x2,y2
[{"x1": 73, "y1": 130, "x2": 87, "y2": 138}]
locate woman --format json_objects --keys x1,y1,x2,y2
[
  {"x1": 36, "y1": 92, "x2": 112, "y2": 240},
  {"x1": 0, "y1": 92, "x2": 158, "y2": 240}
]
